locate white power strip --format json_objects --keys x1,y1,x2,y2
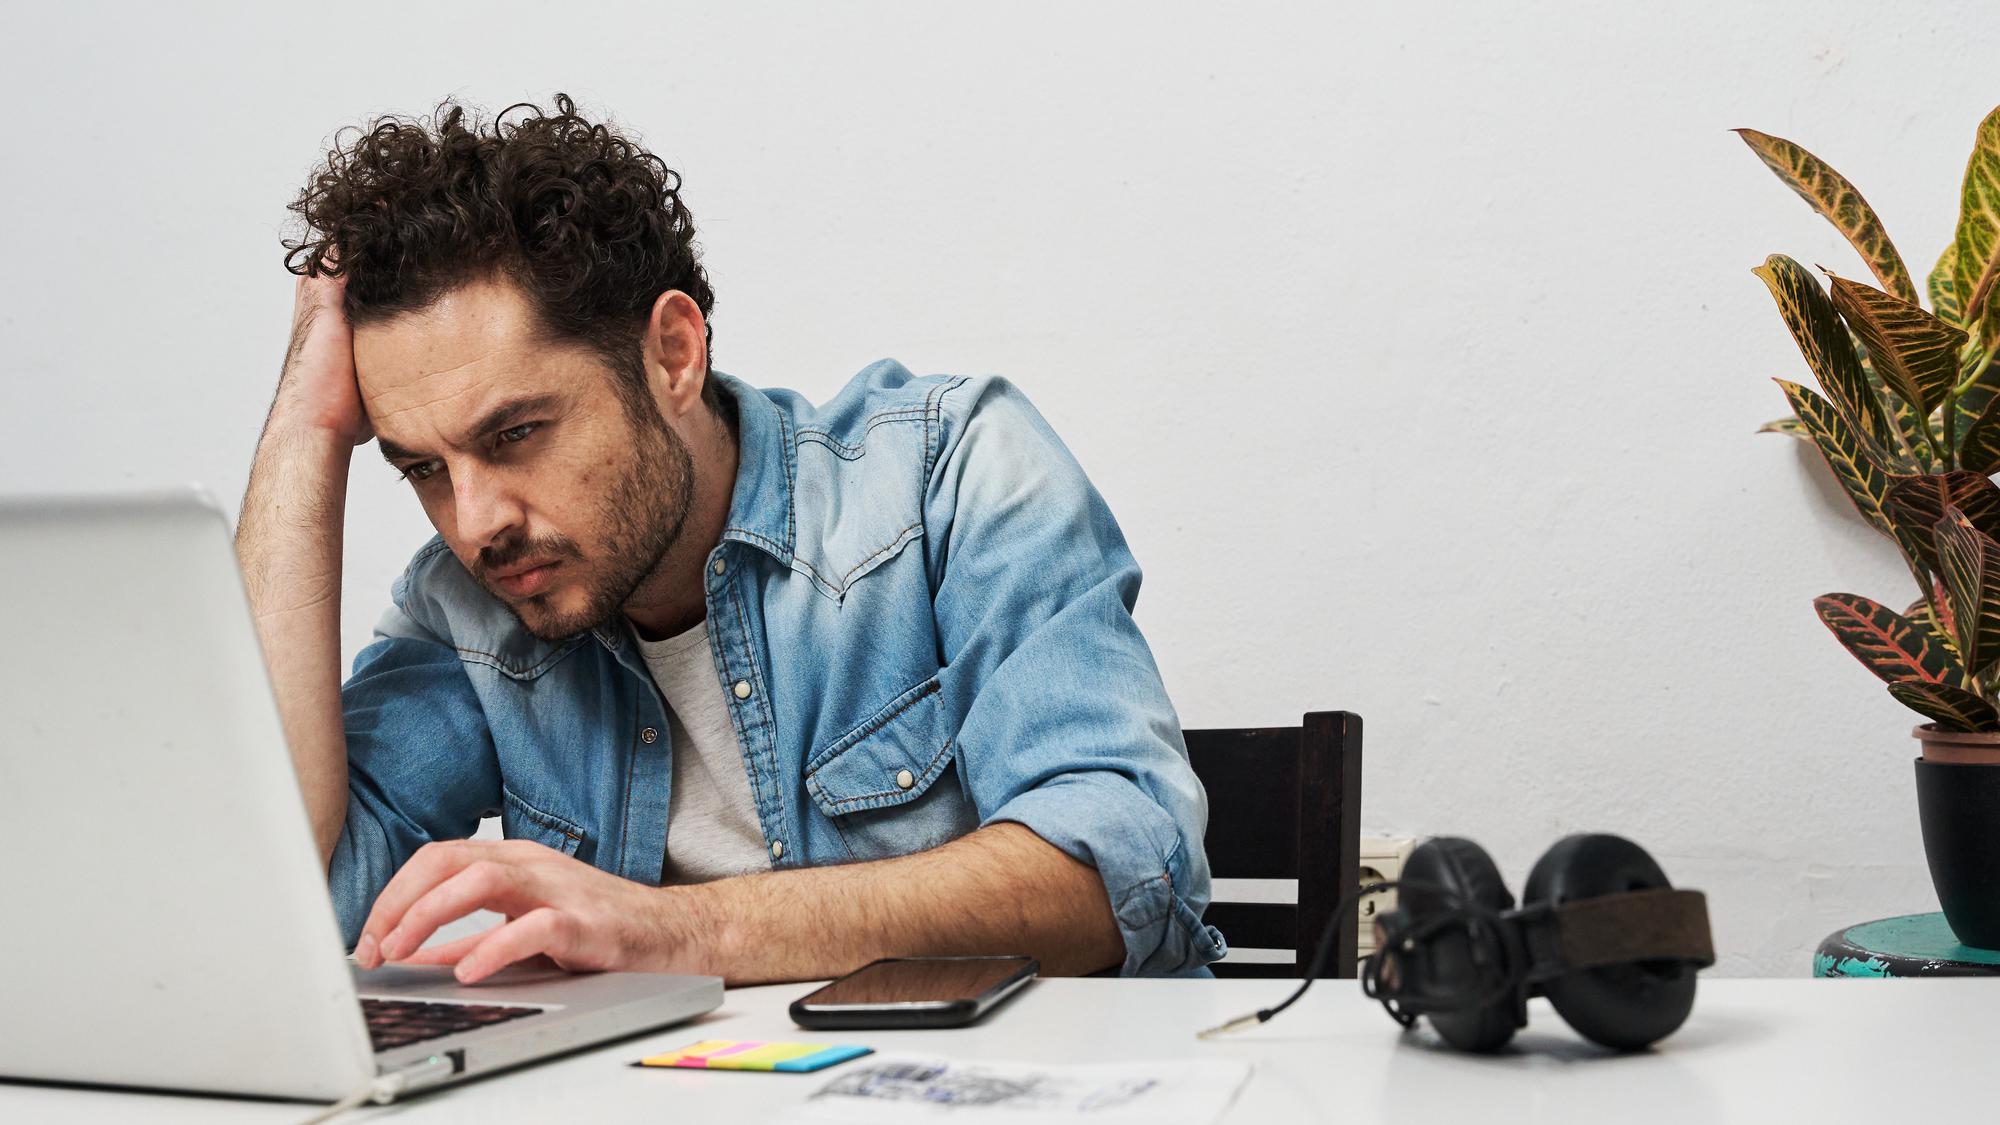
[{"x1": 1357, "y1": 835, "x2": 1418, "y2": 962}]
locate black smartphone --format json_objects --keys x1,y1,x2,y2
[{"x1": 789, "y1": 955, "x2": 1039, "y2": 1030}]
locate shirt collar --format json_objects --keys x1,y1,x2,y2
[{"x1": 710, "y1": 370, "x2": 796, "y2": 565}]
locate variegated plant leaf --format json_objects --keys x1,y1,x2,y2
[
  {"x1": 1960, "y1": 392, "x2": 2000, "y2": 475},
  {"x1": 1756, "y1": 255, "x2": 1910, "y2": 467},
  {"x1": 1887, "y1": 678, "x2": 2000, "y2": 732},
  {"x1": 1736, "y1": 128, "x2": 1918, "y2": 303},
  {"x1": 1829, "y1": 275, "x2": 1967, "y2": 417},
  {"x1": 1949, "y1": 106, "x2": 2000, "y2": 340},
  {"x1": 1933, "y1": 574, "x2": 1959, "y2": 642},
  {"x1": 1933, "y1": 243, "x2": 1966, "y2": 326},
  {"x1": 1937, "y1": 506, "x2": 2000, "y2": 673},
  {"x1": 1905, "y1": 596, "x2": 1966, "y2": 667},
  {"x1": 1758, "y1": 416, "x2": 1810, "y2": 440},
  {"x1": 1815, "y1": 593, "x2": 1969, "y2": 687},
  {"x1": 1952, "y1": 339, "x2": 1998, "y2": 440},
  {"x1": 1776, "y1": 379, "x2": 1928, "y2": 574},
  {"x1": 1933, "y1": 225, "x2": 1995, "y2": 439},
  {"x1": 1885, "y1": 472, "x2": 2000, "y2": 574},
  {"x1": 1856, "y1": 336, "x2": 1944, "y2": 470},
  {"x1": 1911, "y1": 576, "x2": 1963, "y2": 646}
]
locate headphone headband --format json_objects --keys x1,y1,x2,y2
[{"x1": 1515, "y1": 887, "x2": 1714, "y2": 980}]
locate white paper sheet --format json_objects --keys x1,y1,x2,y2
[{"x1": 773, "y1": 1055, "x2": 1252, "y2": 1124}]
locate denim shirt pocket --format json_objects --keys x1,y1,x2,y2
[
  {"x1": 791, "y1": 418, "x2": 928, "y2": 604},
  {"x1": 499, "y1": 785, "x2": 586, "y2": 858},
  {"x1": 805, "y1": 675, "x2": 977, "y2": 859}
]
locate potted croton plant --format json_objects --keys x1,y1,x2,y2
[{"x1": 1743, "y1": 106, "x2": 2000, "y2": 948}]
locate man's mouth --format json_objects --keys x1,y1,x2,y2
[{"x1": 489, "y1": 560, "x2": 562, "y2": 598}]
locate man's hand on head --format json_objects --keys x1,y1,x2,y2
[
  {"x1": 235, "y1": 271, "x2": 378, "y2": 866},
  {"x1": 352, "y1": 839, "x2": 712, "y2": 983},
  {"x1": 270, "y1": 271, "x2": 372, "y2": 446}
]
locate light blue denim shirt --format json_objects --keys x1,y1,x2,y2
[{"x1": 331, "y1": 360, "x2": 1226, "y2": 976}]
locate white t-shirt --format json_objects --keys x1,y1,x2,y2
[{"x1": 635, "y1": 618, "x2": 769, "y2": 885}]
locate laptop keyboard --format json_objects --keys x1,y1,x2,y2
[{"x1": 361, "y1": 997, "x2": 545, "y2": 1051}]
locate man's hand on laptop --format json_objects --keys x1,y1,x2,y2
[
  {"x1": 348, "y1": 823, "x2": 1128, "y2": 985},
  {"x1": 351, "y1": 839, "x2": 710, "y2": 983}
]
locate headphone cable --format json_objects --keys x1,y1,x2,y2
[
  {"x1": 1196, "y1": 879, "x2": 1395, "y2": 1039},
  {"x1": 1197, "y1": 876, "x2": 1508, "y2": 1040}
]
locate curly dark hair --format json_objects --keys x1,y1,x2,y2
[{"x1": 283, "y1": 93, "x2": 718, "y2": 411}]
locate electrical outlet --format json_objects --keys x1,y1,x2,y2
[{"x1": 1357, "y1": 835, "x2": 1417, "y2": 963}]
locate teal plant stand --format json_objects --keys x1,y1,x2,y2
[{"x1": 1815, "y1": 913, "x2": 2000, "y2": 977}]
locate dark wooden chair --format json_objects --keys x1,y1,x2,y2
[{"x1": 1187, "y1": 711, "x2": 1363, "y2": 978}]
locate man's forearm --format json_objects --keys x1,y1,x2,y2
[
  {"x1": 674, "y1": 822, "x2": 1126, "y2": 983},
  {"x1": 236, "y1": 422, "x2": 354, "y2": 865}
]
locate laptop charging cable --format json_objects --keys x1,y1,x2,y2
[{"x1": 298, "y1": 1054, "x2": 456, "y2": 1124}]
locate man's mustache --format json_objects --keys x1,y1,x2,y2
[{"x1": 477, "y1": 536, "x2": 585, "y2": 575}]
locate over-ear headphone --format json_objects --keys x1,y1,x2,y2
[{"x1": 1200, "y1": 833, "x2": 1715, "y2": 1052}]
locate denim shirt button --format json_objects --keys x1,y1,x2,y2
[
  {"x1": 733, "y1": 680, "x2": 753, "y2": 700},
  {"x1": 712, "y1": 558, "x2": 726, "y2": 576},
  {"x1": 640, "y1": 727, "x2": 658, "y2": 745},
  {"x1": 769, "y1": 840, "x2": 784, "y2": 860},
  {"x1": 895, "y1": 769, "x2": 915, "y2": 790}
]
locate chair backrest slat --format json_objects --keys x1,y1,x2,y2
[
  {"x1": 1187, "y1": 711, "x2": 1362, "y2": 979},
  {"x1": 1184, "y1": 728, "x2": 1301, "y2": 877},
  {"x1": 1199, "y1": 902, "x2": 1297, "y2": 951}
]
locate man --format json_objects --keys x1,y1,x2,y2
[{"x1": 238, "y1": 94, "x2": 1222, "y2": 984}]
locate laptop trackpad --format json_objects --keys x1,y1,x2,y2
[
  {"x1": 352, "y1": 961, "x2": 717, "y2": 1010},
  {"x1": 353, "y1": 962, "x2": 578, "y2": 1005}
]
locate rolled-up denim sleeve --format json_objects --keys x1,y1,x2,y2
[
  {"x1": 924, "y1": 376, "x2": 1225, "y2": 976},
  {"x1": 328, "y1": 602, "x2": 501, "y2": 947}
]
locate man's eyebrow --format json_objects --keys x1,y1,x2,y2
[
  {"x1": 463, "y1": 393, "x2": 563, "y2": 446},
  {"x1": 378, "y1": 436, "x2": 419, "y2": 463},
  {"x1": 377, "y1": 393, "x2": 565, "y2": 464}
]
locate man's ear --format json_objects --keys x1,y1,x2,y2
[{"x1": 642, "y1": 289, "x2": 709, "y2": 418}]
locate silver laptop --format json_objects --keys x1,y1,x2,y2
[{"x1": 0, "y1": 490, "x2": 723, "y2": 1103}]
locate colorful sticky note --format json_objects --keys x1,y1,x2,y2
[{"x1": 637, "y1": 1039, "x2": 873, "y2": 1073}]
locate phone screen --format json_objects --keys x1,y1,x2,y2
[{"x1": 805, "y1": 956, "x2": 1034, "y2": 1006}]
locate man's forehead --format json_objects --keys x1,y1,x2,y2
[
  {"x1": 355, "y1": 281, "x2": 594, "y2": 452},
  {"x1": 354, "y1": 280, "x2": 541, "y2": 407}
]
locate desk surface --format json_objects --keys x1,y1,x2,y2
[{"x1": 3, "y1": 977, "x2": 1988, "y2": 1123}]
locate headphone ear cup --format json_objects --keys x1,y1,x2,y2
[
  {"x1": 1398, "y1": 837, "x2": 1525, "y2": 1052},
  {"x1": 1524, "y1": 834, "x2": 1699, "y2": 1051}
]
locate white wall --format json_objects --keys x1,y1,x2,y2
[{"x1": 3, "y1": 0, "x2": 1993, "y2": 975}]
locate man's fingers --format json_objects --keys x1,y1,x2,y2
[
  {"x1": 379, "y1": 860, "x2": 540, "y2": 963},
  {"x1": 453, "y1": 908, "x2": 577, "y2": 984},
  {"x1": 358, "y1": 841, "x2": 510, "y2": 966},
  {"x1": 395, "y1": 927, "x2": 495, "y2": 967}
]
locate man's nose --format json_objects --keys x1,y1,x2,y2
[{"x1": 451, "y1": 463, "x2": 526, "y2": 548}]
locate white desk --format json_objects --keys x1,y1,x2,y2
[{"x1": 2, "y1": 977, "x2": 1987, "y2": 1122}]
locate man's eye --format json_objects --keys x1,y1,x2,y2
[
  {"x1": 498, "y1": 422, "x2": 539, "y2": 445},
  {"x1": 402, "y1": 462, "x2": 440, "y2": 482}
]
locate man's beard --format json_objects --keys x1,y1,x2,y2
[{"x1": 475, "y1": 406, "x2": 696, "y2": 642}]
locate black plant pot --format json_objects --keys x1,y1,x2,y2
[{"x1": 1914, "y1": 756, "x2": 2000, "y2": 950}]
